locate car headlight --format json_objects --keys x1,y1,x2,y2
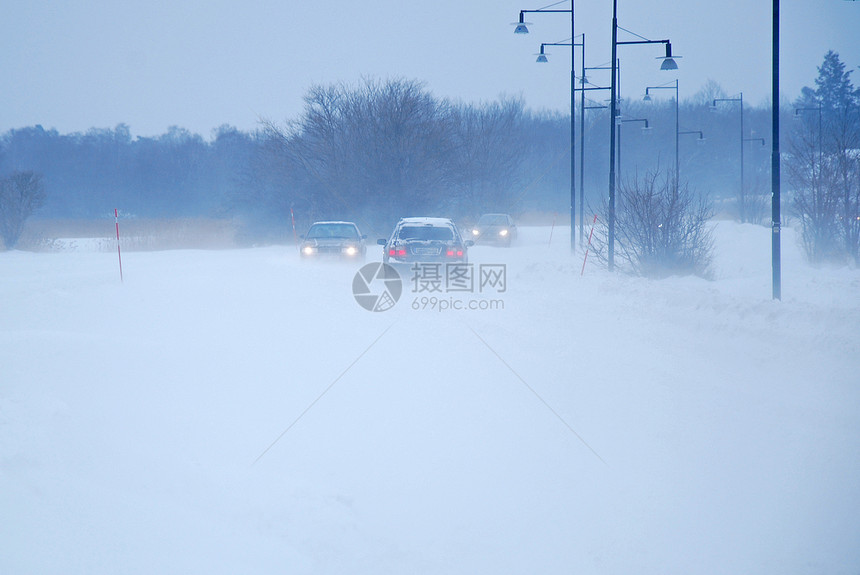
[
  {"x1": 301, "y1": 245, "x2": 316, "y2": 255},
  {"x1": 472, "y1": 229, "x2": 480, "y2": 236},
  {"x1": 344, "y1": 245, "x2": 358, "y2": 256},
  {"x1": 499, "y1": 229, "x2": 509, "y2": 236}
]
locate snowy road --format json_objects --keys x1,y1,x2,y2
[{"x1": 2, "y1": 224, "x2": 859, "y2": 574}]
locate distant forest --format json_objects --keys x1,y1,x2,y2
[{"x1": 0, "y1": 77, "x2": 804, "y2": 240}]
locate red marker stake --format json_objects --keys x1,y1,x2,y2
[
  {"x1": 290, "y1": 208, "x2": 299, "y2": 247},
  {"x1": 115, "y1": 209, "x2": 123, "y2": 282}
]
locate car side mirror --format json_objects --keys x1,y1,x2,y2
[
  {"x1": 377, "y1": 239, "x2": 387, "y2": 246},
  {"x1": 465, "y1": 240, "x2": 475, "y2": 247},
  {"x1": 361, "y1": 234, "x2": 368, "y2": 239},
  {"x1": 299, "y1": 234, "x2": 305, "y2": 239}
]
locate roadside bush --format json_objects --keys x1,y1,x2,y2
[
  {"x1": 0, "y1": 170, "x2": 46, "y2": 249},
  {"x1": 590, "y1": 170, "x2": 715, "y2": 278}
]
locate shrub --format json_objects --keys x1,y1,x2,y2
[
  {"x1": 0, "y1": 171, "x2": 46, "y2": 249},
  {"x1": 591, "y1": 170, "x2": 715, "y2": 278}
]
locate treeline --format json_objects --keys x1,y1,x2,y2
[
  {"x1": 0, "y1": 124, "x2": 253, "y2": 220},
  {"x1": 1, "y1": 64, "x2": 854, "y2": 256}
]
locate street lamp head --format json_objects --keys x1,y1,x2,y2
[
  {"x1": 536, "y1": 44, "x2": 548, "y2": 63},
  {"x1": 643, "y1": 91, "x2": 652, "y2": 102},
  {"x1": 658, "y1": 42, "x2": 679, "y2": 70},
  {"x1": 513, "y1": 12, "x2": 530, "y2": 34},
  {"x1": 680, "y1": 130, "x2": 705, "y2": 143}
]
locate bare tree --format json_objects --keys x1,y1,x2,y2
[
  {"x1": 844, "y1": 150, "x2": 860, "y2": 264},
  {"x1": 590, "y1": 169, "x2": 714, "y2": 278},
  {"x1": 447, "y1": 97, "x2": 527, "y2": 215},
  {"x1": 788, "y1": 114, "x2": 842, "y2": 262},
  {"x1": 828, "y1": 107, "x2": 860, "y2": 264},
  {"x1": 0, "y1": 171, "x2": 46, "y2": 249},
  {"x1": 690, "y1": 79, "x2": 728, "y2": 107},
  {"x1": 259, "y1": 78, "x2": 455, "y2": 234},
  {"x1": 789, "y1": 51, "x2": 860, "y2": 264}
]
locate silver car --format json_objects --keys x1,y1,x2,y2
[
  {"x1": 378, "y1": 217, "x2": 473, "y2": 264},
  {"x1": 300, "y1": 221, "x2": 367, "y2": 260}
]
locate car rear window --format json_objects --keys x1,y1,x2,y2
[{"x1": 398, "y1": 225, "x2": 454, "y2": 241}]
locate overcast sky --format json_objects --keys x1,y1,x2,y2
[{"x1": 2, "y1": 0, "x2": 859, "y2": 139}]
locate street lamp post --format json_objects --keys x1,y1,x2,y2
[
  {"x1": 616, "y1": 117, "x2": 651, "y2": 179},
  {"x1": 644, "y1": 79, "x2": 679, "y2": 185},
  {"x1": 536, "y1": 34, "x2": 588, "y2": 252},
  {"x1": 772, "y1": 0, "x2": 781, "y2": 300},
  {"x1": 607, "y1": 0, "x2": 678, "y2": 270},
  {"x1": 675, "y1": 130, "x2": 707, "y2": 183},
  {"x1": 515, "y1": 3, "x2": 577, "y2": 252},
  {"x1": 556, "y1": 54, "x2": 611, "y2": 245},
  {"x1": 711, "y1": 93, "x2": 746, "y2": 221},
  {"x1": 578, "y1": 35, "x2": 587, "y2": 245},
  {"x1": 581, "y1": 89, "x2": 609, "y2": 243}
]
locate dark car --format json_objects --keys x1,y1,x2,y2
[
  {"x1": 300, "y1": 221, "x2": 366, "y2": 260},
  {"x1": 470, "y1": 213, "x2": 517, "y2": 247},
  {"x1": 377, "y1": 217, "x2": 473, "y2": 264}
]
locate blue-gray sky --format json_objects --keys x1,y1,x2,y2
[{"x1": 2, "y1": 0, "x2": 858, "y2": 138}]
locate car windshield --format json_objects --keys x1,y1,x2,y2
[
  {"x1": 478, "y1": 214, "x2": 508, "y2": 226},
  {"x1": 306, "y1": 223, "x2": 359, "y2": 239},
  {"x1": 398, "y1": 225, "x2": 455, "y2": 241}
]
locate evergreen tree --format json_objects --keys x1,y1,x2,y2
[
  {"x1": 790, "y1": 51, "x2": 860, "y2": 264},
  {"x1": 814, "y1": 51, "x2": 860, "y2": 123}
]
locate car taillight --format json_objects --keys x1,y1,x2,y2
[
  {"x1": 389, "y1": 247, "x2": 407, "y2": 257},
  {"x1": 446, "y1": 248, "x2": 464, "y2": 257}
]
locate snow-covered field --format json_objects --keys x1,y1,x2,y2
[{"x1": 2, "y1": 223, "x2": 858, "y2": 575}]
